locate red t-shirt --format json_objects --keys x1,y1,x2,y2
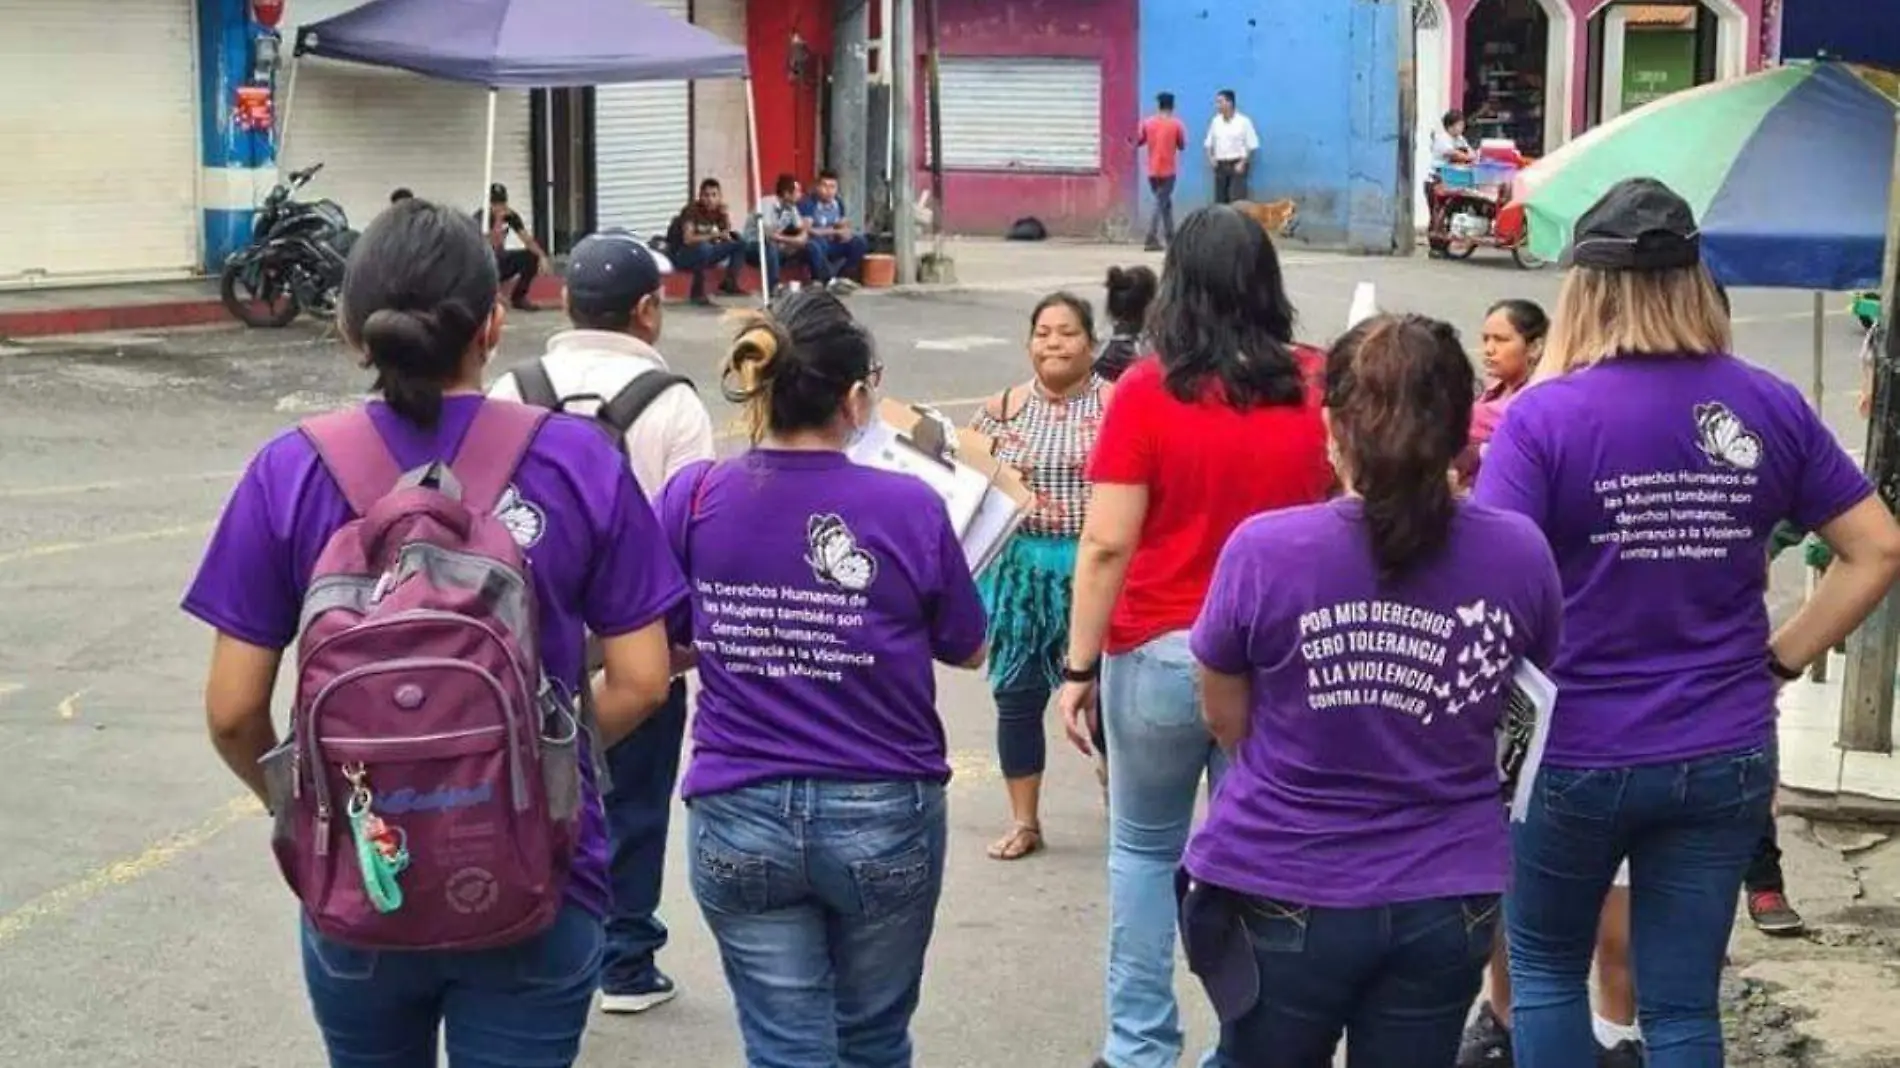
[
  {"x1": 1087, "y1": 350, "x2": 1334, "y2": 655},
  {"x1": 1138, "y1": 115, "x2": 1188, "y2": 179}
]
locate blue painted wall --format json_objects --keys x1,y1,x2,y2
[
  {"x1": 197, "y1": 0, "x2": 277, "y2": 271},
  {"x1": 1137, "y1": 0, "x2": 1402, "y2": 252}
]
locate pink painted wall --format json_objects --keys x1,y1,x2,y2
[
  {"x1": 1443, "y1": 0, "x2": 1763, "y2": 141},
  {"x1": 913, "y1": 0, "x2": 1139, "y2": 237}
]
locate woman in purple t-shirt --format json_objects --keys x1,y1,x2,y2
[
  {"x1": 1474, "y1": 178, "x2": 1900, "y2": 1068},
  {"x1": 656, "y1": 290, "x2": 988, "y2": 1066},
  {"x1": 1183, "y1": 314, "x2": 1562, "y2": 1065},
  {"x1": 181, "y1": 199, "x2": 684, "y2": 1066}
]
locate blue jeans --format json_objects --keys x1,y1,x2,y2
[
  {"x1": 601, "y1": 676, "x2": 688, "y2": 992},
  {"x1": 1215, "y1": 892, "x2": 1500, "y2": 1067},
  {"x1": 1102, "y1": 630, "x2": 1227, "y2": 1068},
  {"x1": 806, "y1": 234, "x2": 868, "y2": 282},
  {"x1": 1508, "y1": 744, "x2": 1777, "y2": 1068},
  {"x1": 301, "y1": 904, "x2": 603, "y2": 1068},
  {"x1": 689, "y1": 778, "x2": 948, "y2": 1068},
  {"x1": 674, "y1": 238, "x2": 748, "y2": 297}
]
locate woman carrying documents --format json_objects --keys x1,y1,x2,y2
[
  {"x1": 968, "y1": 292, "x2": 1115, "y2": 861},
  {"x1": 655, "y1": 290, "x2": 989, "y2": 1066},
  {"x1": 1180, "y1": 315, "x2": 1563, "y2": 1067}
]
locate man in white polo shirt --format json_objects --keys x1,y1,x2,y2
[
  {"x1": 490, "y1": 229, "x2": 715, "y2": 1016},
  {"x1": 1204, "y1": 88, "x2": 1260, "y2": 205}
]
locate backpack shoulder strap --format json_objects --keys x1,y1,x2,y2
[
  {"x1": 511, "y1": 359, "x2": 560, "y2": 411},
  {"x1": 454, "y1": 400, "x2": 550, "y2": 514},
  {"x1": 599, "y1": 371, "x2": 696, "y2": 437},
  {"x1": 302, "y1": 408, "x2": 403, "y2": 517}
]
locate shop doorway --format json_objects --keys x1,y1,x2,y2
[
  {"x1": 1587, "y1": 2, "x2": 1745, "y2": 126},
  {"x1": 1463, "y1": 0, "x2": 1568, "y2": 158}
]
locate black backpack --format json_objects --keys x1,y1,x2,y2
[
  {"x1": 508, "y1": 359, "x2": 697, "y2": 456},
  {"x1": 507, "y1": 357, "x2": 698, "y2": 784}
]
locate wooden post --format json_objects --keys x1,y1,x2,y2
[{"x1": 1837, "y1": 116, "x2": 1900, "y2": 754}]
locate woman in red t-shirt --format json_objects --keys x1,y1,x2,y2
[{"x1": 1056, "y1": 205, "x2": 1334, "y2": 1068}]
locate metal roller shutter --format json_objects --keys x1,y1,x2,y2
[
  {"x1": 0, "y1": 0, "x2": 200, "y2": 284},
  {"x1": 280, "y1": 64, "x2": 534, "y2": 239},
  {"x1": 278, "y1": 0, "x2": 533, "y2": 242},
  {"x1": 929, "y1": 57, "x2": 1102, "y2": 173},
  {"x1": 592, "y1": 0, "x2": 692, "y2": 238}
]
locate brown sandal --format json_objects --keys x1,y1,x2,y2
[{"x1": 986, "y1": 822, "x2": 1044, "y2": 861}]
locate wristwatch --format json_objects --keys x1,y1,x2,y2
[
  {"x1": 1767, "y1": 651, "x2": 1804, "y2": 682},
  {"x1": 1061, "y1": 660, "x2": 1102, "y2": 684}
]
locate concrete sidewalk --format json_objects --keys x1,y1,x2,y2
[{"x1": 0, "y1": 236, "x2": 1201, "y2": 340}]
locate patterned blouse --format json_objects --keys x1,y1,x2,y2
[{"x1": 969, "y1": 377, "x2": 1112, "y2": 538}]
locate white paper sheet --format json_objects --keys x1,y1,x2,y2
[
  {"x1": 847, "y1": 419, "x2": 992, "y2": 535},
  {"x1": 963, "y1": 482, "x2": 1030, "y2": 576},
  {"x1": 1503, "y1": 660, "x2": 1558, "y2": 823}
]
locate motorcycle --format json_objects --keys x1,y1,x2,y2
[{"x1": 220, "y1": 163, "x2": 358, "y2": 328}]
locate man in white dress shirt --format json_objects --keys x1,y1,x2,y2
[{"x1": 1204, "y1": 89, "x2": 1260, "y2": 205}]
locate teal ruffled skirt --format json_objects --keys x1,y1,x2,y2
[{"x1": 977, "y1": 533, "x2": 1077, "y2": 690}]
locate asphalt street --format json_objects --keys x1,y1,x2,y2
[{"x1": 0, "y1": 249, "x2": 1879, "y2": 1066}]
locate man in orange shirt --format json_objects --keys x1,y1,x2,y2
[{"x1": 1136, "y1": 92, "x2": 1187, "y2": 251}]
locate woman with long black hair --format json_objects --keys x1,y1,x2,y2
[{"x1": 1055, "y1": 205, "x2": 1334, "y2": 1068}]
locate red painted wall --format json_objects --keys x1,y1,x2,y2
[
  {"x1": 747, "y1": 0, "x2": 832, "y2": 193},
  {"x1": 914, "y1": 0, "x2": 1139, "y2": 237}
]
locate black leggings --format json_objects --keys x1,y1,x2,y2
[{"x1": 992, "y1": 670, "x2": 1106, "y2": 780}]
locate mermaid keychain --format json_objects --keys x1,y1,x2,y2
[{"x1": 343, "y1": 762, "x2": 410, "y2": 914}]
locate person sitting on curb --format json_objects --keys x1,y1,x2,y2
[
  {"x1": 668, "y1": 178, "x2": 748, "y2": 307},
  {"x1": 797, "y1": 169, "x2": 867, "y2": 291}
]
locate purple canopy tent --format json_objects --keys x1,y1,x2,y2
[{"x1": 284, "y1": 0, "x2": 766, "y2": 301}]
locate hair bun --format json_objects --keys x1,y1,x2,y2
[{"x1": 361, "y1": 307, "x2": 439, "y2": 365}]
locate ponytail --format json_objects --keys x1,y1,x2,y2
[
  {"x1": 720, "y1": 290, "x2": 875, "y2": 444},
  {"x1": 1324, "y1": 315, "x2": 1475, "y2": 578}
]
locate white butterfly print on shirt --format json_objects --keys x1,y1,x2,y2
[
  {"x1": 804, "y1": 513, "x2": 879, "y2": 592},
  {"x1": 1693, "y1": 401, "x2": 1763, "y2": 471},
  {"x1": 495, "y1": 484, "x2": 546, "y2": 548}
]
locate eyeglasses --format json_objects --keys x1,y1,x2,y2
[{"x1": 864, "y1": 363, "x2": 884, "y2": 390}]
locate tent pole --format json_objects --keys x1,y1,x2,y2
[
  {"x1": 744, "y1": 77, "x2": 768, "y2": 307},
  {"x1": 482, "y1": 89, "x2": 499, "y2": 221},
  {"x1": 277, "y1": 56, "x2": 302, "y2": 167}
]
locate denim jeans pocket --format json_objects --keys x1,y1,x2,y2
[
  {"x1": 1694, "y1": 745, "x2": 1777, "y2": 821},
  {"x1": 1539, "y1": 766, "x2": 1620, "y2": 821},
  {"x1": 303, "y1": 922, "x2": 379, "y2": 982},
  {"x1": 849, "y1": 842, "x2": 936, "y2": 921},
  {"x1": 513, "y1": 908, "x2": 604, "y2": 987},
  {"x1": 1459, "y1": 894, "x2": 1503, "y2": 961},
  {"x1": 691, "y1": 825, "x2": 771, "y2": 915},
  {"x1": 1237, "y1": 897, "x2": 1309, "y2": 954}
]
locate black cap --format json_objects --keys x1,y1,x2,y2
[
  {"x1": 565, "y1": 229, "x2": 673, "y2": 316},
  {"x1": 489, "y1": 182, "x2": 509, "y2": 203},
  {"x1": 1563, "y1": 177, "x2": 1701, "y2": 271}
]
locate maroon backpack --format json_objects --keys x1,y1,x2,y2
[{"x1": 258, "y1": 400, "x2": 580, "y2": 951}]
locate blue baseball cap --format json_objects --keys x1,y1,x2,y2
[{"x1": 565, "y1": 229, "x2": 674, "y2": 317}]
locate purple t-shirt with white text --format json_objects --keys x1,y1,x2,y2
[
  {"x1": 1187, "y1": 499, "x2": 1562, "y2": 908},
  {"x1": 1474, "y1": 353, "x2": 1872, "y2": 766},
  {"x1": 658, "y1": 451, "x2": 988, "y2": 798},
  {"x1": 181, "y1": 396, "x2": 689, "y2": 918}
]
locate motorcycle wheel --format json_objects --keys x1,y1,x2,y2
[
  {"x1": 1512, "y1": 244, "x2": 1547, "y2": 271},
  {"x1": 220, "y1": 260, "x2": 301, "y2": 329}
]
